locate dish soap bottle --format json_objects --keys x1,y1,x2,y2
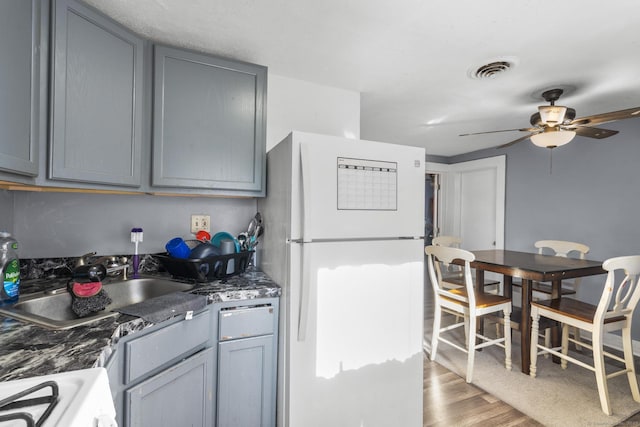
[{"x1": 0, "y1": 232, "x2": 20, "y2": 305}]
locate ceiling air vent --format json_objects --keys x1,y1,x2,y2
[{"x1": 468, "y1": 58, "x2": 517, "y2": 80}]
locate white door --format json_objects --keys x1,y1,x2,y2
[{"x1": 427, "y1": 156, "x2": 505, "y2": 250}]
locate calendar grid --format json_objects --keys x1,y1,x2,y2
[{"x1": 337, "y1": 157, "x2": 397, "y2": 211}]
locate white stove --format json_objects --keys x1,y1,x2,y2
[{"x1": 0, "y1": 368, "x2": 116, "y2": 427}]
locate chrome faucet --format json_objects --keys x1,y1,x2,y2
[
  {"x1": 79, "y1": 254, "x2": 129, "y2": 280},
  {"x1": 98, "y1": 256, "x2": 129, "y2": 280}
]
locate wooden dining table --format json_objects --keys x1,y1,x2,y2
[{"x1": 455, "y1": 249, "x2": 606, "y2": 374}]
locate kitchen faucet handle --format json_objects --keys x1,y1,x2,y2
[
  {"x1": 106, "y1": 264, "x2": 128, "y2": 280},
  {"x1": 75, "y1": 251, "x2": 97, "y2": 267}
]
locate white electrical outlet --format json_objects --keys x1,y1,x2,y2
[{"x1": 191, "y1": 214, "x2": 210, "y2": 233}]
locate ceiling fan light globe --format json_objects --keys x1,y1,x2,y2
[
  {"x1": 530, "y1": 129, "x2": 576, "y2": 148},
  {"x1": 538, "y1": 105, "x2": 568, "y2": 126}
]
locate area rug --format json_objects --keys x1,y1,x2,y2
[{"x1": 424, "y1": 322, "x2": 640, "y2": 427}]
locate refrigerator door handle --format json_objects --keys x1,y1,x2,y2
[
  {"x1": 300, "y1": 143, "x2": 312, "y2": 243},
  {"x1": 297, "y1": 243, "x2": 310, "y2": 341}
]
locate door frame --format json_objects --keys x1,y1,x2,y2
[{"x1": 426, "y1": 155, "x2": 505, "y2": 249}]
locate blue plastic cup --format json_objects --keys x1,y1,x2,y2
[{"x1": 165, "y1": 237, "x2": 191, "y2": 259}]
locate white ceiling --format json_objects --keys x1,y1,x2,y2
[{"x1": 83, "y1": 0, "x2": 640, "y2": 157}]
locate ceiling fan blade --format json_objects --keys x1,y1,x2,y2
[
  {"x1": 572, "y1": 126, "x2": 619, "y2": 139},
  {"x1": 570, "y1": 106, "x2": 640, "y2": 126},
  {"x1": 496, "y1": 133, "x2": 535, "y2": 149},
  {"x1": 459, "y1": 128, "x2": 534, "y2": 137}
]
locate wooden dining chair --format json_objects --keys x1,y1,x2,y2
[
  {"x1": 530, "y1": 255, "x2": 640, "y2": 415},
  {"x1": 518, "y1": 240, "x2": 591, "y2": 298},
  {"x1": 431, "y1": 235, "x2": 501, "y2": 294},
  {"x1": 512, "y1": 240, "x2": 590, "y2": 349},
  {"x1": 426, "y1": 245, "x2": 512, "y2": 383}
]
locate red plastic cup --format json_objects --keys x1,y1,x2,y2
[{"x1": 195, "y1": 230, "x2": 211, "y2": 242}]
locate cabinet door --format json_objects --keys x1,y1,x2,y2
[
  {"x1": 50, "y1": 0, "x2": 143, "y2": 187},
  {"x1": 152, "y1": 45, "x2": 266, "y2": 194},
  {"x1": 217, "y1": 335, "x2": 275, "y2": 427},
  {"x1": 126, "y1": 347, "x2": 214, "y2": 427},
  {"x1": 0, "y1": 0, "x2": 43, "y2": 177}
]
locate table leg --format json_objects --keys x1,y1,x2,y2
[
  {"x1": 521, "y1": 279, "x2": 533, "y2": 374},
  {"x1": 475, "y1": 270, "x2": 485, "y2": 294},
  {"x1": 550, "y1": 279, "x2": 561, "y2": 299},
  {"x1": 504, "y1": 276, "x2": 512, "y2": 298},
  {"x1": 475, "y1": 270, "x2": 485, "y2": 345}
]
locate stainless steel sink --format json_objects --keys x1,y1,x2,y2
[{"x1": 0, "y1": 277, "x2": 196, "y2": 330}]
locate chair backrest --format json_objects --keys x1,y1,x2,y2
[
  {"x1": 534, "y1": 240, "x2": 590, "y2": 259},
  {"x1": 425, "y1": 245, "x2": 475, "y2": 305},
  {"x1": 596, "y1": 255, "x2": 640, "y2": 324},
  {"x1": 535, "y1": 240, "x2": 590, "y2": 292},
  {"x1": 432, "y1": 236, "x2": 464, "y2": 275},
  {"x1": 432, "y1": 235, "x2": 463, "y2": 248}
]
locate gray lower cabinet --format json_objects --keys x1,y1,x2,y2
[
  {"x1": 152, "y1": 44, "x2": 267, "y2": 195},
  {"x1": 105, "y1": 298, "x2": 279, "y2": 426},
  {"x1": 215, "y1": 300, "x2": 278, "y2": 427},
  {"x1": 126, "y1": 347, "x2": 214, "y2": 427},
  {"x1": 218, "y1": 336, "x2": 274, "y2": 427},
  {"x1": 0, "y1": 0, "x2": 45, "y2": 177},
  {"x1": 49, "y1": 0, "x2": 144, "y2": 187},
  {"x1": 106, "y1": 308, "x2": 214, "y2": 427}
]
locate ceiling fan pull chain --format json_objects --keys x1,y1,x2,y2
[{"x1": 549, "y1": 148, "x2": 553, "y2": 174}]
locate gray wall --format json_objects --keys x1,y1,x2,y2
[
  {"x1": 9, "y1": 191, "x2": 256, "y2": 258},
  {"x1": 0, "y1": 191, "x2": 13, "y2": 233},
  {"x1": 449, "y1": 119, "x2": 640, "y2": 339}
]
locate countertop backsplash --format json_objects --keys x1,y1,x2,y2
[{"x1": 19, "y1": 254, "x2": 161, "y2": 284}]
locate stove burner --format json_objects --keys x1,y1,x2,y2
[{"x1": 0, "y1": 380, "x2": 59, "y2": 427}]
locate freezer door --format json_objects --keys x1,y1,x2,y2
[
  {"x1": 296, "y1": 132, "x2": 425, "y2": 240},
  {"x1": 286, "y1": 238, "x2": 423, "y2": 427}
]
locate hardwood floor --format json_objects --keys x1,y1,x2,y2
[
  {"x1": 423, "y1": 355, "x2": 542, "y2": 426},
  {"x1": 422, "y1": 284, "x2": 543, "y2": 426}
]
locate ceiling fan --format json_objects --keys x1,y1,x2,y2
[{"x1": 460, "y1": 88, "x2": 640, "y2": 149}]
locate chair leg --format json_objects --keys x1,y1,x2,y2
[
  {"x1": 466, "y1": 315, "x2": 477, "y2": 383},
  {"x1": 573, "y1": 327, "x2": 583, "y2": 351},
  {"x1": 430, "y1": 305, "x2": 442, "y2": 361},
  {"x1": 593, "y1": 331, "x2": 612, "y2": 416},
  {"x1": 463, "y1": 316, "x2": 470, "y2": 349},
  {"x1": 544, "y1": 329, "x2": 551, "y2": 359},
  {"x1": 622, "y1": 326, "x2": 640, "y2": 403},
  {"x1": 503, "y1": 307, "x2": 512, "y2": 371},
  {"x1": 561, "y1": 324, "x2": 569, "y2": 370},
  {"x1": 530, "y1": 309, "x2": 539, "y2": 378}
]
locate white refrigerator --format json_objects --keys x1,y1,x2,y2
[{"x1": 258, "y1": 131, "x2": 424, "y2": 427}]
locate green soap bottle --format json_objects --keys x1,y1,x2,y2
[{"x1": 0, "y1": 232, "x2": 20, "y2": 305}]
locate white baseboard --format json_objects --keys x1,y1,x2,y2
[
  {"x1": 569, "y1": 330, "x2": 640, "y2": 356},
  {"x1": 599, "y1": 333, "x2": 640, "y2": 356}
]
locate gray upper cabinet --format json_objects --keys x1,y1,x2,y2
[
  {"x1": 0, "y1": 0, "x2": 44, "y2": 177},
  {"x1": 49, "y1": 0, "x2": 144, "y2": 187},
  {"x1": 152, "y1": 45, "x2": 267, "y2": 195}
]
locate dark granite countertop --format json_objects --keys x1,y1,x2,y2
[{"x1": 0, "y1": 268, "x2": 280, "y2": 382}]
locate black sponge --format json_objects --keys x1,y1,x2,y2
[{"x1": 68, "y1": 280, "x2": 112, "y2": 318}]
